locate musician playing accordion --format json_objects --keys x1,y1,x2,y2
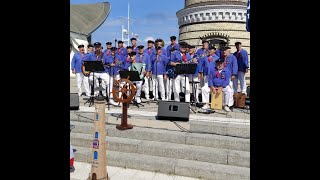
[{"x1": 128, "y1": 49, "x2": 151, "y2": 103}]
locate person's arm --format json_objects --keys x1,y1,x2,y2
[
  {"x1": 170, "y1": 53, "x2": 178, "y2": 66},
  {"x1": 222, "y1": 70, "x2": 231, "y2": 88},
  {"x1": 71, "y1": 54, "x2": 76, "y2": 73},
  {"x1": 166, "y1": 46, "x2": 170, "y2": 58},
  {"x1": 231, "y1": 56, "x2": 238, "y2": 80},
  {"x1": 209, "y1": 68, "x2": 217, "y2": 93},
  {"x1": 244, "y1": 50, "x2": 249, "y2": 73}
]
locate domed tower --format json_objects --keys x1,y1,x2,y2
[{"x1": 177, "y1": 0, "x2": 250, "y2": 84}]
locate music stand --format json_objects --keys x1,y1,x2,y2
[
  {"x1": 119, "y1": 71, "x2": 144, "y2": 108},
  {"x1": 83, "y1": 61, "x2": 105, "y2": 107},
  {"x1": 175, "y1": 64, "x2": 197, "y2": 113}
]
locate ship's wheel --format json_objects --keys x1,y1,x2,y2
[{"x1": 112, "y1": 78, "x2": 136, "y2": 105}]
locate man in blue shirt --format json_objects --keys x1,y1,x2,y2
[
  {"x1": 105, "y1": 47, "x2": 125, "y2": 106},
  {"x1": 130, "y1": 38, "x2": 138, "y2": 53},
  {"x1": 144, "y1": 40, "x2": 156, "y2": 58},
  {"x1": 150, "y1": 46, "x2": 168, "y2": 101},
  {"x1": 86, "y1": 44, "x2": 94, "y2": 56},
  {"x1": 71, "y1": 44, "x2": 90, "y2": 97},
  {"x1": 222, "y1": 46, "x2": 238, "y2": 107},
  {"x1": 215, "y1": 41, "x2": 227, "y2": 58},
  {"x1": 165, "y1": 47, "x2": 177, "y2": 101},
  {"x1": 188, "y1": 45, "x2": 201, "y2": 103},
  {"x1": 201, "y1": 58, "x2": 233, "y2": 112},
  {"x1": 87, "y1": 42, "x2": 111, "y2": 97},
  {"x1": 155, "y1": 39, "x2": 167, "y2": 57},
  {"x1": 166, "y1": 36, "x2": 180, "y2": 58},
  {"x1": 116, "y1": 41, "x2": 127, "y2": 59},
  {"x1": 233, "y1": 42, "x2": 249, "y2": 94},
  {"x1": 170, "y1": 42, "x2": 196, "y2": 102},
  {"x1": 136, "y1": 46, "x2": 152, "y2": 102},
  {"x1": 103, "y1": 42, "x2": 112, "y2": 57},
  {"x1": 198, "y1": 47, "x2": 219, "y2": 85},
  {"x1": 122, "y1": 46, "x2": 133, "y2": 70},
  {"x1": 196, "y1": 40, "x2": 210, "y2": 57}
]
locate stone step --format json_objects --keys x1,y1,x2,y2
[
  {"x1": 71, "y1": 121, "x2": 250, "y2": 151},
  {"x1": 189, "y1": 120, "x2": 250, "y2": 138},
  {"x1": 73, "y1": 146, "x2": 250, "y2": 180},
  {"x1": 71, "y1": 133, "x2": 249, "y2": 168}
]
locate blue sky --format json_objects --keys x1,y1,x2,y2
[{"x1": 71, "y1": 0, "x2": 184, "y2": 47}]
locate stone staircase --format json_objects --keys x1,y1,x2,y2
[{"x1": 71, "y1": 118, "x2": 250, "y2": 180}]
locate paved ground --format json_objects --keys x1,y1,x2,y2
[
  {"x1": 70, "y1": 77, "x2": 250, "y2": 120},
  {"x1": 71, "y1": 162, "x2": 201, "y2": 180}
]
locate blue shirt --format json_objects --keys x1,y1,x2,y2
[
  {"x1": 151, "y1": 54, "x2": 169, "y2": 75},
  {"x1": 144, "y1": 47, "x2": 156, "y2": 58},
  {"x1": 233, "y1": 49, "x2": 249, "y2": 72},
  {"x1": 85, "y1": 52, "x2": 94, "y2": 58},
  {"x1": 224, "y1": 54, "x2": 238, "y2": 76},
  {"x1": 160, "y1": 47, "x2": 167, "y2": 57},
  {"x1": 87, "y1": 51, "x2": 105, "y2": 61},
  {"x1": 104, "y1": 55, "x2": 124, "y2": 76},
  {"x1": 85, "y1": 52, "x2": 107, "y2": 73},
  {"x1": 196, "y1": 48, "x2": 209, "y2": 57},
  {"x1": 198, "y1": 54, "x2": 219, "y2": 76},
  {"x1": 103, "y1": 49, "x2": 112, "y2": 57},
  {"x1": 166, "y1": 43, "x2": 180, "y2": 58},
  {"x1": 208, "y1": 67, "x2": 231, "y2": 88},
  {"x1": 122, "y1": 55, "x2": 132, "y2": 70},
  {"x1": 170, "y1": 51, "x2": 192, "y2": 63},
  {"x1": 216, "y1": 49, "x2": 224, "y2": 58},
  {"x1": 132, "y1": 46, "x2": 138, "y2": 53},
  {"x1": 71, "y1": 52, "x2": 87, "y2": 73},
  {"x1": 136, "y1": 53, "x2": 152, "y2": 72},
  {"x1": 189, "y1": 53, "x2": 200, "y2": 76},
  {"x1": 116, "y1": 47, "x2": 127, "y2": 59}
]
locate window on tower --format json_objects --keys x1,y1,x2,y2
[{"x1": 94, "y1": 151, "x2": 98, "y2": 160}]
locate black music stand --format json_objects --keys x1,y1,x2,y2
[
  {"x1": 175, "y1": 64, "x2": 197, "y2": 113},
  {"x1": 119, "y1": 71, "x2": 144, "y2": 108},
  {"x1": 83, "y1": 61, "x2": 105, "y2": 107}
]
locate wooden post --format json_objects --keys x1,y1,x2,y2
[{"x1": 88, "y1": 97, "x2": 109, "y2": 180}]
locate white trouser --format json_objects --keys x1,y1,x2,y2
[
  {"x1": 165, "y1": 78, "x2": 173, "y2": 100},
  {"x1": 174, "y1": 75, "x2": 190, "y2": 102},
  {"x1": 201, "y1": 81, "x2": 234, "y2": 106},
  {"x1": 152, "y1": 75, "x2": 165, "y2": 100},
  {"x1": 189, "y1": 75, "x2": 200, "y2": 102},
  {"x1": 233, "y1": 71, "x2": 247, "y2": 93},
  {"x1": 89, "y1": 72, "x2": 110, "y2": 96},
  {"x1": 143, "y1": 76, "x2": 150, "y2": 99},
  {"x1": 133, "y1": 81, "x2": 143, "y2": 98},
  {"x1": 109, "y1": 74, "x2": 120, "y2": 99},
  {"x1": 76, "y1": 73, "x2": 90, "y2": 96}
]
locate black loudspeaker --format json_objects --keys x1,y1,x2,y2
[
  {"x1": 70, "y1": 93, "x2": 79, "y2": 110},
  {"x1": 157, "y1": 101, "x2": 190, "y2": 121}
]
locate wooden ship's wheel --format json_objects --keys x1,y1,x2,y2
[
  {"x1": 112, "y1": 78, "x2": 136, "y2": 106},
  {"x1": 111, "y1": 77, "x2": 136, "y2": 130}
]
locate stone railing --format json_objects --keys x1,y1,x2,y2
[
  {"x1": 177, "y1": 5, "x2": 247, "y2": 27},
  {"x1": 185, "y1": 0, "x2": 248, "y2": 7}
]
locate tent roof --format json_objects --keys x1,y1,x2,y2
[{"x1": 70, "y1": 2, "x2": 110, "y2": 36}]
